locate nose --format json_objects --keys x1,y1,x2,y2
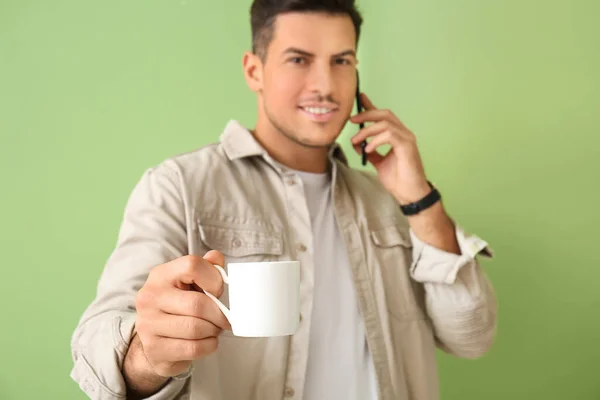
[{"x1": 307, "y1": 61, "x2": 334, "y2": 98}]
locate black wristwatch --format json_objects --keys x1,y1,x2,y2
[{"x1": 399, "y1": 181, "x2": 441, "y2": 216}]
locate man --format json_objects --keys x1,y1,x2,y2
[{"x1": 71, "y1": 0, "x2": 497, "y2": 399}]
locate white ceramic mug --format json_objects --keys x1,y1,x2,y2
[{"x1": 204, "y1": 261, "x2": 300, "y2": 337}]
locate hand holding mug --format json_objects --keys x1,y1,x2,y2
[{"x1": 133, "y1": 251, "x2": 231, "y2": 378}]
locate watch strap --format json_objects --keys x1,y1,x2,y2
[{"x1": 400, "y1": 181, "x2": 441, "y2": 216}]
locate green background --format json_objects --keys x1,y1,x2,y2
[{"x1": 1, "y1": 0, "x2": 599, "y2": 399}]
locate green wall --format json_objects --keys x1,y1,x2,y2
[
  {"x1": 358, "y1": 2, "x2": 600, "y2": 398},
  {"x1": 1, "y1": 1, "x2": 598, "y2": 398}
]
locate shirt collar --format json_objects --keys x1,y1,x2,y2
[
  {"x1": 219, "y1": 119, "x2": 349, "y2": 166},
  {"x1": 220, "y1": 120, "x2": 266, "y2": 160}
]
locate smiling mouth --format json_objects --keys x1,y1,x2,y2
[
  {"x1": 300, "y1": 106, "x2": 336, "y2": 115},
  {"x1": 298, "y1": 106, "x2": 338, "y2": 122}
]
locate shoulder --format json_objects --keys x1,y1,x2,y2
[{"x1": 147, "y1": 141, "x2": 233, "y2": 182}]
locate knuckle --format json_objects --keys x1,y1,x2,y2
[
  {"x1": 135, "y1": 288, "x2": 154, "y2": 310},
  {"x1": 180, "y1": 317, "x2": 193, "y2": 337},
  {"x1": 185, "y1": 318, "x2": 204, "y2": 338},
  {"x1": 190, "y1": 293, "x2": 207, "y2": 317},
  {"x1": 141, "y1": 335, "x2": 159, "y2": 357},
  {"x1": 135, "y1": 318, "x2": 149, "y2": 335},
  {"x1": 182, "y1": 255, "x2": 198, "y2": 273},
  {"x1": 182, "y1": 342, "x2": 195, "y2": 359}
]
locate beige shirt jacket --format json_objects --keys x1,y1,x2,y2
[{"x1": 71, "y1": 120, "x2": 496, "y2": 400}]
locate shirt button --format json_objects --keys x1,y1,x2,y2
[
  {"x1": 286, "y1": 179, "x2": 296, "y2": 186},
  {"x1": 284, "y1": 387, "x2": 295, "y2": 397},
  {"x1": 296, "y1": 243, "x2": 307, "y2": 252},
  {"x1": 232, "y1": 238, "x2": 242, "y2": 247}
]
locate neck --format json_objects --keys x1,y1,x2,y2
[{"x1": 252, "y1": 120, "x2": 330, "y2": 174}]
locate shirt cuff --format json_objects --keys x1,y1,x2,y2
[
  {"x1": 71, "y1": 313, "x2": 137, "y2": 398},
  {"x1": 71, "y1": 313, "x2": 190, "y2": 399},
  {"x1": 409, "y1": 225, "x2": 493, "y2": 284}
]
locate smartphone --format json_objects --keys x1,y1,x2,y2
[{"x1": 355, "y1": 71, "x2": 367, "y2": 166}]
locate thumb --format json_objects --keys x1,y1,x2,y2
[{"x1": 203, "y1": 250, "x2": 225, "y2": 268}]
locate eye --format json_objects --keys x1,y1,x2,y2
[
  {"x1": 289, "y1": 57, "x2": 307, "y2": 64},
  {"x1": 334, "y1": 58, "x2": 352, "y2": 65}
]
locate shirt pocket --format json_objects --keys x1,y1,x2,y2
[
  {"x1": 370, "y1": 223, "x2": 427, "y2": 322},
  {"x1": 198, "y1": 220, "x2": 284, "y2": 262},
  {"x1": 197, "y1": 219, "x2": 285, "y2": 318}
]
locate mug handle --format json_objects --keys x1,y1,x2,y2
[{"x1": 202, "y1": 264, "x2": 232, "y2": 322}]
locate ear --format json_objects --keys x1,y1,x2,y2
[{"x1": 242, "y1": 51, "x2": 263, "y2": 92}]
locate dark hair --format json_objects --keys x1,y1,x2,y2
[{"x1": 250, "y1": 0, "x2": 363, "y2": 61}]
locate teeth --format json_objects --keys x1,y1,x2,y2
[{"x1": 303, "y1": 107, "x2": 332, "y2": 115}]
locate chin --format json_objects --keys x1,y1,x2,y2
[
  {"x1": 305, "y1": 123, "x2": 344, "y2": 142},
  {"x1": 297, "y1": 129, "x2": 338, "y2": 146},
  {"x1": 274, "y1": 115, "x2": 343, "y2": 148}
]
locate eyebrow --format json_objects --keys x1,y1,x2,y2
[{"x1": 282, "y1": 47, "x2": 357, "y2": 59}]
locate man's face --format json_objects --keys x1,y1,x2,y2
[{"x1": 255, "y1": 12, "x2": 358, "y2": 148}]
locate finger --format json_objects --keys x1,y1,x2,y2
[
  {"x1": 202, "y1": 250, "x2": 225, "y2": 271},
  {"x1": 351, "y1": 122, "x2": 413, "y2": 148},
  {"x1": 352, "y1": 143, "x2": 385, "y2": 166},
  {"x1": 351, "y1": 93, "x2": 405, "y2": 127},
  {"x1": 350, "y1": 109, "x2": 391, "y2": 124},
  {"x1": 153, "y1": 288, "x2": 231, "y2": 330},
  {"x1": 350, "y1": 109, "x2": 403, "y2": 127},
  {"x1": 143, "y1": 312, "x2": 222, "y2": 340},
  {"x1": 350, "y1": 121, "x2": 389, "y2": 145},
  {"x1": 162, "y1": 255, "x2": 225, "y2": 297},
  {"x1": 364, "y1": 130, "x2": 404, "y2": 154},
  {"x1": 147, "y1": 336, "x2": 219, "y2": 362}
]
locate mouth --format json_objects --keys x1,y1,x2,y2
[{"x1": 298, "y1": 106, "x2": 338, "y2": 123}]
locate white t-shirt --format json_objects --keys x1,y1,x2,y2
[{"x1": 295, "y1": 169, "x2": 378, "y2": 400}]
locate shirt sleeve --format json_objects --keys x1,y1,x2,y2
[
  {"x1": 409, "y1": 225, "x2": 497, "y2": 359},
  {"x1": 70, "y1": 161, "x2": 192, "y2": 399}
]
